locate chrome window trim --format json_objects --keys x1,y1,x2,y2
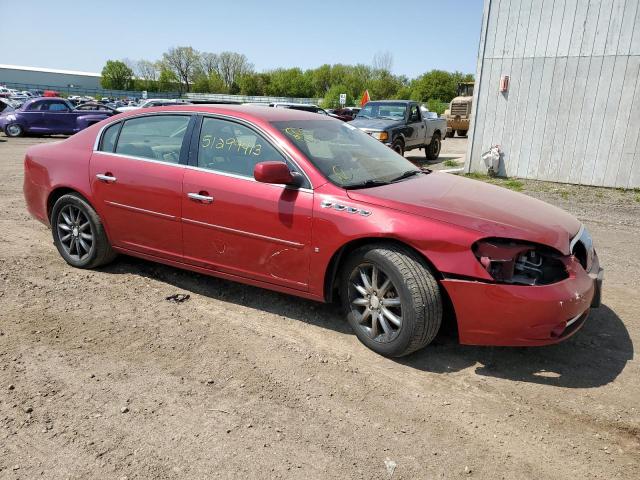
[
  {"x1": 92, "y1": 110, "x2": 314, "y2": 190},
  {"x1": 92, "y1": 111, "x2": 196, "y2": 152},
  {"x1": 91, "y1": 150, "x2": 313, "y2": 194}
]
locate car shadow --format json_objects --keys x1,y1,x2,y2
[
  {"x1": 398, "y1": 304, "x2": 633, "y2": 388},
  {"x1": 102, "y1": 257, "x2": 632, "y2": 388},
  {"x1": 101, "y1": 256, "x2": 352, "y2": 335}
]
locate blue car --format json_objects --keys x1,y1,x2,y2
[{"x1": 0, "y1": 97, "x2": 116, "y2": 137}]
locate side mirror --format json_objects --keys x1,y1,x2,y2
[{"x1": 254, "y1": 161, "x2": 302, "y2": 186}]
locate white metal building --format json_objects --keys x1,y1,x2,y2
[
  {"x1": 0, "y1": 64, "x2": 101, "y2": 89},
  {"x1": 466, "y1": 0, "x2": 640, "y2": 188}
]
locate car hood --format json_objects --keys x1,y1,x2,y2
[
  {"x1": 346, "y1": 172, "x2": 581, "y2": 254},
  {"x1": 349, "y1": 118, "x2": 403, "y2": 131}
]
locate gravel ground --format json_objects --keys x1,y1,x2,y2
[{"x1": 0, "y1": 135, "x2": 638, "y2": 479}]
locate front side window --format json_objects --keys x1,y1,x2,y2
[
  {"x1": 28, "y1": 101, "x2": 48, "y2": 111},
  {"x1": 115, "y1": 115, "x2": 190, "y2": 163},
  {"x1": 272, "y1": 119, "x2": 419, "y2": 188},
  {"x1": 197, "y1": 117, "x2": 294, "y2": 179},
  {"x1": 48, "y1": 102, "x2": 71, "y2": 112}
]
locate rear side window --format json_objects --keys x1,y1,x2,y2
[
  {"x1": 115, "y1": 115, "x2": 190, "y2": 163},
  {"x1": 99, "y1": 122, "x2": 121, "y2": 153}
]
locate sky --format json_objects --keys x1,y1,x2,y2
[{"x1": 0, "y1": 0, "x2": 484, "y2": 79}]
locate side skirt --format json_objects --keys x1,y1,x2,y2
[{"x1": 112, "y1": 246, "x2": 326, "y2": 303}]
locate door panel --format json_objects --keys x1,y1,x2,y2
[
  {"x1": 90, "y1": 152, "x2": 185, "y2": 260},
  {"x1": 406, "y1": 104, "x2": 424, "y2": 146},
  {"x1": 182, "y1": 170, "x2": 313, "y2": 289},
  {"x1": 181, "y1": 115, "x2": 313, "y2": 290},
  {"x1": 88, "y1": 114, "x2": 193, "y2": 261}
]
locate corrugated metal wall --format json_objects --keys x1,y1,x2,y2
[{"x1": 467, "y1": 0, "x2": 640, "y2": 188}]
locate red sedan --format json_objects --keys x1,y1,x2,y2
[{"x1": 23, "y1": 105, "x2": 603, "y2": 357}]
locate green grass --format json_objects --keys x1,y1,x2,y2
[
  {"x1": 464, "y1": 172, "x2": 487, "y2": 180},
  {"x1": 503, "y1": 179, "x2": 524, "y2": 191},
  {"x1": 442, "y1": 159, "x2": 459, "y2": 167},
  {"x1": 560, "y1": 191, "x2": 570, "y2": 200},
  {"x1": 635, "y1": 193, "x2": 640, "y2": 203}
]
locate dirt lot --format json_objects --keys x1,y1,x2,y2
[{"x1": 1, "y1": 135, "x2": 639, "y2": 479}]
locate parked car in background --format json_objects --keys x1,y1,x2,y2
[
  {"x1": 43, "y1": 90, "x2": 61, "y2": 97},
  {"x1": 116, "y1": 98, "x2": 190, "y2": 112},
  {"x1": 350, "y1": 100, "x2": 446, "y2": 160},
  {"x1": 0, "y1": 97, "x2": 115, "y2": 137},
  {"x1": 0, "y1": 98, "x2": 16, "y2": 114},
  {"x1": 74, "y1": 102, "x2": 119, "y2": 114},
  {"x1": 332, "y1": 107, "x2": 361, "y2": 121},
  {"x1": 22, "y1": 105, "x2": 602, "y2": 357}
]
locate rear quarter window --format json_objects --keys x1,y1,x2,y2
[{"x1": 99, "y1": 122, "x2": 121, "y2": 153}]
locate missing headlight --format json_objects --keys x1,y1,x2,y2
[{"x1": 473, "y1": 239, "x2": 569, "y2": 286}]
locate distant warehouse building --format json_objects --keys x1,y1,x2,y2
[
  {"x1": 467, "y1": 0, "x2": 640, "y2": 188},
  {"x1": 0, "y1": 64, "x2": 101, "y2": 90}
]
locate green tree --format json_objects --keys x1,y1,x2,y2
[
  {"x1": 192, "y1": 74, "x2": 211, "y2": 93},
  {"x1": 100, "y1": 60, "x2": 133, "y2": 90},
  {"x1": 267, "y1": 68, "x2": 313, "y2": 97},
  {"x1": 161, "y1": 46, "x2": 201, "y2": 93},
  {"x1": 409, "y1": 70, "x2": 474, "y2": 103},
  {"x1": 157, "y1": 67, "x2": 179, "y2": 92},
  {"x1": 208, "y1": 72, "x2": 227, "y2": 93},
  {"x1": 321, "y1": 84, "x2": 352, "y2": 109}
]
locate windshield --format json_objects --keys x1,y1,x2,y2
[
  {"x1": 271, "y1": 119, "x2": 420, "y2": 188},
  {"x1": 356, "y1": 102, "x2": 407, "y2": 120}
]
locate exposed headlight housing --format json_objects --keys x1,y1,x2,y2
[
  {"x1": 472, "y1": 239, "x2": 569, "y2": 286},
  {"x1": 570, "y1": 225, "x2": 594, "y2": 271},
  {"x1": 370, "y1": 131, "x2": 389, "y2": 141}
]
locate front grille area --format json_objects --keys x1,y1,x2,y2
[{"x1": 451, "y1": 103, "x2": 468, "y2": 116}]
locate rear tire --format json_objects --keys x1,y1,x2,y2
[
  {"x1": 51, "y1": 193, "x2": 116, "y2": 269},
  {"x1": 5, "y1": 123, "x2": 23, "y2": 137},
  {"x1": 340, "y1": 243, "x2": 442, "y2": 357},
  {"x1": 425, "y1": 133, "x2": 441, "y2": 160},
  {"x1": 456, "y1": 129, "x2": 468, "y2": 137},
  {"x1": 445, "y1": 130, "x2": 454, "y2": 138}
]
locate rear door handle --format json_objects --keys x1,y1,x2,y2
[
  {"x1": 188, "y1": 192, "x2": 214, "y2": 204},
  {"x1": 96, "y1": 173, "x2": 117, "y2": 183}
]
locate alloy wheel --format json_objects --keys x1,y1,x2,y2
[
  {"x1": 57, "y1": 205, "x2": 94, "y2": 261},
  {"x1": 348, "y1": 263, "x2": 403, "y2": 342},
  {"x1": 6, "y1": 124, "x2": 22, "y2": 137}
]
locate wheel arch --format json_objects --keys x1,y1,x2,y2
[
  {"x1": 323, "y1": 237, "x2": 443, "y2": 303},
  {"x1": 323, "y1": 236, "x2": 458, "y2": 336}
]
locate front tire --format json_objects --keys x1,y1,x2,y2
[
  {"x1": 340, "y1": 244, "x2": 442, "y2": 357},
  {"x1": 425, "y1": 133, "x2": 441, "y2": 160},
  {"x1": 392, "y1": 139, "x2": 404, "y2": 156},
  {"x1": 456, "y1": 129, "x2": 468, "y2": 137},
  {"x1": 5, "y1": 123, "x2": 23, "y2": 137},
  {"x1": 51, "y1": 193, "x2": 116, "y2": 269}
]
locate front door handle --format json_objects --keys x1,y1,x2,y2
[
  {"x1": 188, "y1": 192, "x2": 214, "y2": 204},
  {"x1": 96, "y1": 173, "x2": 117, "y2": 183}
]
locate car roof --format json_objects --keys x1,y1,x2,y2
[
  {"x1": 365, "y1": 100, "x2": 412, "y2": 104},
  {"x1": 112, "y1": 104, "x2": 333, "y2": 122}
]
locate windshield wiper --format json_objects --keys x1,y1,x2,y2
[
  {"x1": 343, "y1": 179, "x2": 390, "y2": 190},
  {"x1": 390, "y1": 170, "x2": 422, "y2": 183},
  {"x1": 356, "y1": 115, "x2": 370, "y2": 119}
]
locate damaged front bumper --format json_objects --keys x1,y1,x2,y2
[{"x1": 442, "y1": 253, "x2": 603, "y2": 347}]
